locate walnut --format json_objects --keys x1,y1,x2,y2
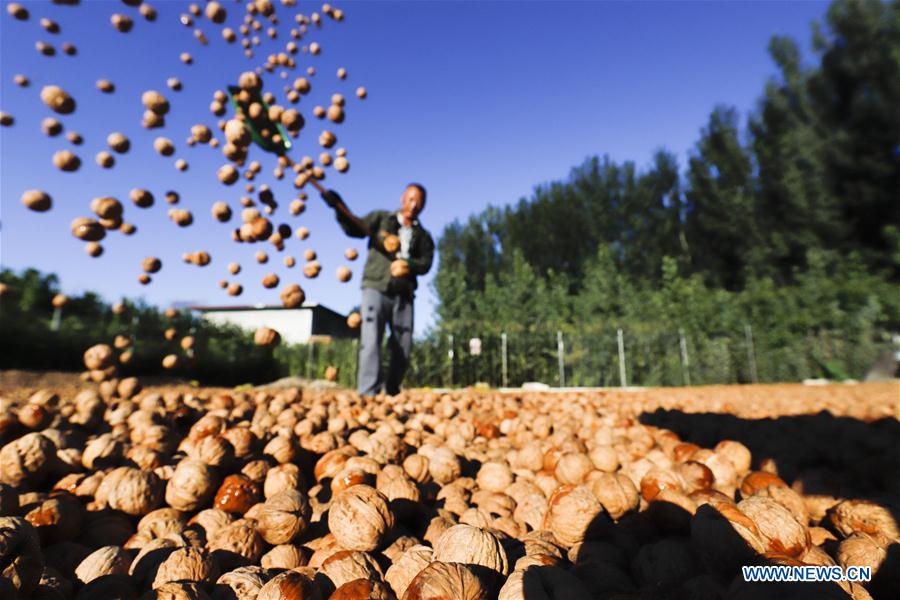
[
  {"x1": 142, "y1": 581, "x2": 210, "y2": 599},
  {"x1": 95, "y1": 467, "x2": 163, "y2": 516},
  {"x1": 256, "y1": 570, "x2": 318, "y2": 600},
  {"x1": 432, "y1": 524, "x2": 509, "y2": 575},
  {"x1": 836, "y1": 533, "x2": 893, "y2": 589},
  {"x1": 690, "y1": 503, "x2": 766, "y2": 575},
  {"x1": 41, "y1": 85, "x2": 76, "y2": 114},
  {"x1": 543, "y1": 485, "x2": 604, "y2": 548},
  {"x1": 74, "y1": 545, "x2": 132, "y2": 584},
  {"x1": 24, "y1": 491, "x2": 83, "y2": 544},
  {"x1": 402, "y1": 561, "x2": 489, "y2": 600},
  {"x1": 254, "y1": 327, "x2": 281, "y2": 347},
  {"x1": 739, "y1": 471, "x2": 787, "y2": 498},
  {"x1": 827, "y1": 499, "x2": 899, "y2": 540},
  {"x1": 220, "y1": 428, "x2": 254, "y2": 458},
  {"x1": 676, "y1": 461, "x2": 715, "y2": 494},
  {"x1": 1, "y1": 432, "x2": 57, "y2": 486},
  {"x1": 512, "y1": 492, "x2": 548, "y2": 531},
  {"x1": 498, "y1": 565, "x2": 592, "y2": 600},
  {"x1": 738, "y1": 496, "x2": 810, "y2": 557},
  {"x1": 714, "y1": 440, "x2": 752, "y2": 474},
  {"x1": 588, "y1": 472, "x2": 639, "y2": 520},
  {"x1": 331, "y1": 579, "x2": 396, "y2": 599},
  {"x1": 129, "y1": 536, "x2": 182, "y2": 585},
  {"x1": 153, "y1": 546, "x2": 219, "y2": 589},
  {"x1": 187, "y1": 509, "x2": 232, "y2": 540},
  {"x1": 328, "y1": 485, "x2": 394, "y2": 551},
  {"x1": 187, "y1": 436, "x2": 235, "y2": 469},
  {"x1": 263, "y1": 435, "x2": 299, "y2": 464},
  {"x1": 256, "y1": 489, "x2": 311, "y2": 545},
  {"x1": 476, "y1": 461, "x2": 513, "y2": 493},
  {"x1": 207, "y1": 519, "x2": 264, "y2": 568},
  {"x1": 554, "y1": 453, "x2": 593, "y2": 485},
  {"x1": 257, "y1": 464, "x2": 299, "y2": 499},
  {"x1": 0, "y1": 517, "x2": 44, "y2": 595},
  {"x1": 320, "y1": 549, "x2": 384, "y2": 589},
  {"x1": 212, "y1": 566, "x2": 267, "y2": 599},
  {"x1": 428, "y1": 447, "x2": 461, "y2": 484},
  {"x1": 260, "y1": 544, "x2": 308, "y2": 569},
  {"x1": 166, "y1": 460, "x2": 219, "y2": 511},
  {"x1": 385, "y1": 545, "x2": 432, "y2": 598},
  {"x1": 213, "y1": 474, "x2": 261, "y2": 514}
]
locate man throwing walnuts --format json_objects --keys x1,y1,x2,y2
[{"x1": 314, "y1": 181, "x2": 435, "y2": 397}]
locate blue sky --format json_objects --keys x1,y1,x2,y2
[{"x1": 1, "y1": 0, "x2": 830, "y2": 337}]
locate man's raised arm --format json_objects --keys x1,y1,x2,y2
[{"x1": 309, "y1": 180, "x2": 371, "y2": 239}]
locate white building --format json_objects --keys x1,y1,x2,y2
[{"x1": 191, "y1": 303, "x2": 354, "y2": 345}]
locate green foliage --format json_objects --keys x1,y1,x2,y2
[
  {"x1": 0, "y1": 268, "x2": 348, "y2": 386},
  {"x1": 421, "y1": 0, "x2": 900, "y2": 387}
]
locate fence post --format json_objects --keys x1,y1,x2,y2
[
  {"x1": 617, "y1": 328, "x2": 627, "y2": 388},
  {"x1": 50, "y1": 307, "x2": 62, "y2": 332},
  {"x1": 744, "y1": 323, "x2": 759, "y2": 384},
  {"x1": 447, "y1": 334, "x2": 454, "y2": 387},
  {"x1": 306, "y1": 342, "x2": 313, "y2": 380},
  {"x1": 556, "y1": 331, "x2": 565, "y2": 388},
  {"x1": 501, "y1": 332, "x2": 508, "y2": 388},
  {"x1": 679, "y1": 328, "x2": 691, "y2": 386}
]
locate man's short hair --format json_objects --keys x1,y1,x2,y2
[{"x1": 406, "y1": 182, "x2": 427, "y2": 206}]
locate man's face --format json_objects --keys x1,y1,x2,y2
[{"x1": 400, "y1": 186, "x2": 424, "y2": 222}]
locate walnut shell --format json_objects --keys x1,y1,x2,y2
[
  {"x1": 428, "y1": 447, "x2": 461, "y2": 484},
  {"x1": 827, "y1": 499, "x2": 900, "y2": 540},
  {"x1": 74, "y1": 545, "x2": 132, "y2": 584},
  {"x1": 690, "y1": 503, "x2": 766, "y2": 575},
  {"x1": 96, "y1": 467, "x2": 163, "y2": 516},
  {"x1": 385, "y1": 545, "x2": 433, "y2": 598},
  {"x1": 207, "y1": 520, "x2": 264, "y2": 568},
  {"x1": 1, "y1": 432, "x2": 56, "y2": 486},
  {"x1": 263, "y1": 463, "x2": 304, "y2": 499},
  {"x1": 714, "y1": 440, "x2": 752, "y2": 474},
  {"x1": 498, "y1": 564, "x2": 592, "y2": 600},
  {"x1": 588, "y1": 472, "x2": 639, "y2": 520},
  {"x1": 0, "y1": 517, "x2": 44, "y2": 595},
  {"x1": 260, "y1": 544, "x2": 308, "y2": 570},
  {"x1": 152, "y1": 546, "x2": 219, "y2": 589},
  {"x1": 738, "y1": 495, "x2": 810, "y2": 557},
  {"x1": 476, "y1": 461, "x2": 513, "y2": 493},
  {"x1": 331, "y1": 579, "x2": 396, "y2": 600},
  {"x1": 24, "y1": 492, "x2": 84, "y2": 544},
  {"x1": 432, "y1": 524, "x2": 509, "y2": 575},
  {"x1": 543, "y1": 485, "x2": 604, "y2": 548},
  {"x1": 256, "y1": 570, "x2": 318, "y2": 600},
  {"x1": 401, "y1": 561, "x2": 488, "y2": 600},
  {"x1": 212, "y1": 566, "x2": 267, "y2": 599},
  {"x1": 328, "y1": 485, "x2": 394, "y2": 551},
  {"x1": 256, "y1": 489, "x2": 311, "y2": 545},
  {"x1": 213, "y1": 474, "x2": 262, "y2": 514},
  {"x1": 321, "y1": 549, "x2": 384, "y2": 589},
  {"x1": 166, "y1": 460, "x2": 219, "y2": 511}
]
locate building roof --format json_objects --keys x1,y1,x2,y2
[{"x1": 190, "y1": 302, "x2": 335, "y2": 313}]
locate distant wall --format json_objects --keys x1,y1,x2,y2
[{"x1": 200, "y1": 308, "x2": 313, "y2": 344}]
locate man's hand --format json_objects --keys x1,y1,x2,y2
[
  {"x1": 390, "y1": 259, "x2": 410, "y2": 278},
  {"x1": 381, "y1": 232, "x2": 401, "y2": 254}
]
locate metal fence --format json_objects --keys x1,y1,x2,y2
[{"x1": 402, "y1": 325, "x2": 896, "y2": 388}]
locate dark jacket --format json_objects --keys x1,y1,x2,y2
[{"x1": 322, "y1": 190, "x2": 435, "y2": 298}]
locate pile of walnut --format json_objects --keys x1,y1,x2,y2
[{"x1": 1, "y1": 363, "x2": 898, "y2": 598}]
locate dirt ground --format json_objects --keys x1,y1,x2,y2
[{"x1": 1, "y1": 369, "x2": 896, "y2": 422}]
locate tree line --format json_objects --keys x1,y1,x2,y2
[{"x1": 424, "y1": 0, "x2": 900, "y2": 384}]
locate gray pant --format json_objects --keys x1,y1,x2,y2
[{"x1": 358, "y1": 287, "x2": 413, "y2": 396}]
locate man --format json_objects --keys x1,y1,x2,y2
[{"x1": 313, "y1": 181, "x2": 435, "y2": 397}]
